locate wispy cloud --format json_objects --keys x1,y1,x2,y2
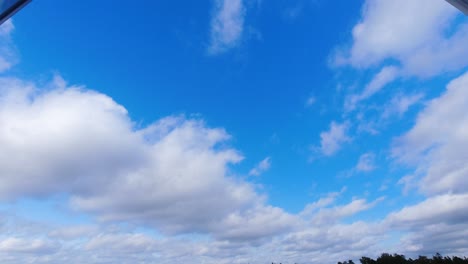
[
  {"x1": 208, "y1": 0, "x2": 245, "y2": 54},
  {"x1": 355, "y1": 152, "x2": 376, "y2": 172},
  {"x1": 382, "y1": 93, "x2": 424, "y2": 119},
  {"x1": 340, "y1": 152, "x2": 376, "y2": 178},
  {"x1": 0, "y1": 19, "x2": 17, "y2": 73},
  {"x1": 305, "y1": 96, "x2": 316, "y2": 107},
  {"x1": 345, "y1": 66, "x2": 400, "y2": 111},
  {"x1": 249, "y1": 156, "x2": 271, "y2": 176}
]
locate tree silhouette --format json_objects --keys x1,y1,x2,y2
[{"x1": 335, "y1": 253, "x2": 468, "y2": 264}]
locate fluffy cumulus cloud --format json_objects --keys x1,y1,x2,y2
[
  {"x1": 209, "y1": 0, "x2": 246, "y2": 54},
  {"x1": 335, "y1": 0, "x2": 468, "y2": 77},
  {"x1": 0, "y1": 76, "x2": 296, "y2": 242},
  {"x1": 0, "y1": 77, "x2": 145, "y2": 200}
]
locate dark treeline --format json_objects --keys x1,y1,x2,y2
[
  {"x1": 338, "y1": 253, "x2": 468, "y2": 264},
  {"x1": 269, "y1": 254, "x2": 468, "y2": 264}
]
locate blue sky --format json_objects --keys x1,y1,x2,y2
[{"x1": 0, "y1": 0, "x2": 468, "y2": 263}]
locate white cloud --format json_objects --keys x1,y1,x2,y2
[
  {"x1": 248, "y1": 156, "x2": 271, "y2": 176},
  {"x1": 300, "y1": 188, "x2": 346, "y2": 217},
  {"x1": 2, "y1": 189, "x2": 466, "y2": 264},
  {"x1": 309, "y1": 197, "x2": 384, "y2": 225},
  {"x1": 209, "y1": 0, "x2": 245, "y2": 54},
  {"x1": 0, "y1": 237, "x2": 59, "y2": 255},
  {"x1": 392, "y1": 71, "x2": 468, "y2": 195},
  {"x1": 384, "y1": 193, "x2": 468, "y2": 256},
  {"x1": 0, "y1": 76, "x2": 295, "y2": 242},
  {"x1": 351, "y1": 91, "x2": 423, "y2": 137},
  {"x1": 0, "y1": 20, "x2": 14, "y2": 37},
  {"x1": 382, "y1": 92, "x2": 424, "y2": 119},
  {"x1": 0, "y1": 77, "x2": 146, "y2": 199},
  {"x1": 339, "y1": 152, "x2": 377, "y2": 177},
  {"x1": 84, "y1": 233, "x2": 157, "y2": 253},
  {"x1": 270, "y1": 195, "x2": 388, "y2": 263},
  {"x1": 301, "y1": 189, "x2": 383, "y2": 225},
  {"x1": 385, "y1": 72, "x2": 468, "y2": 256},
  {"x1": 356, "y1": 152, "x2": 376, "y2": 172},
  {"x1": 396, "y1": 222, "x2": 468, "y2": 256},
  {"x1": 345, "y1": 66, "x2": 400, "y2": 111},
  {"x1": 214, "y1": 205, "x2": 297, "y2": 242},
  {"x1": 387, "y1": 193, "x2": 468, "y2": 227},
  {"x1": 348, "y1": 0, "x2": 455, "y2": 66},
  {"x1": 0, "y1": 194, "x2": 388, "y2": 264},
  {"x1": 403, "y1": 24, "x2": 468, "y2": 77},
  {"x1": 319, "y1": 121, "x2": 350, "y2": 156},
  {"x1": 336, "y1": 0, "x2": 468, "y2": 77},
  {"x1": 48, "y1": 226, "x2": 98, "y2": 240},
  {"x1": 277, "y1": 221, "x2": 387, "y2": 262}
]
